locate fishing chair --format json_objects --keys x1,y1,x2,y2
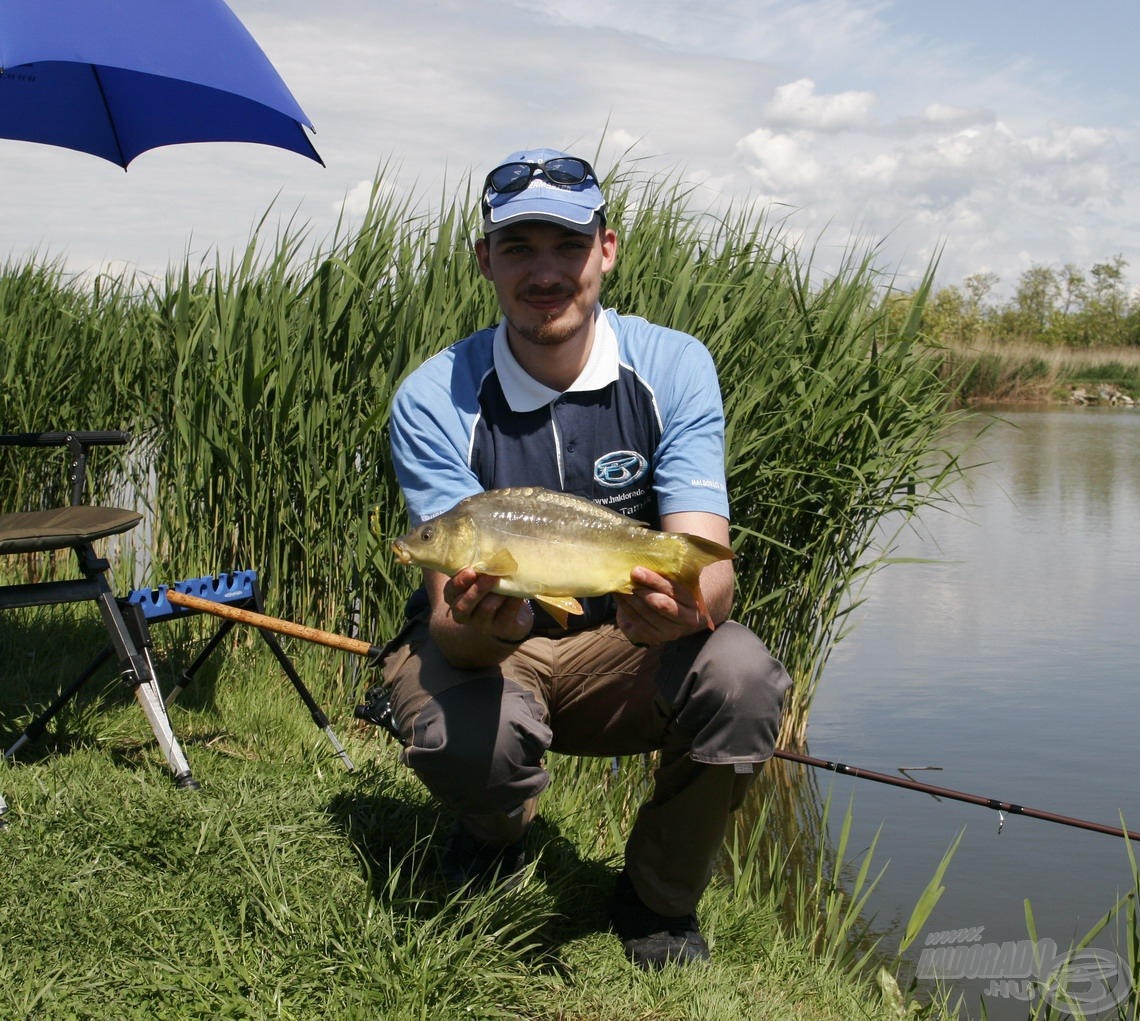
[{"x1": 0, "y1": 431, "x2": 198, "y2": 819}]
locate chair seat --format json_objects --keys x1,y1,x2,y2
[{"x1": 0, "y1": 506, "x2": 142, "y2": 554}]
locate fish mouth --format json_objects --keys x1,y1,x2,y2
[{"x1": 391, "y1": 541, "x2": 412, "y2": 565}]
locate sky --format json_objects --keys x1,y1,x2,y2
[{"x1": 4, "y1": 0, "x2": 1139, "y2": 300}]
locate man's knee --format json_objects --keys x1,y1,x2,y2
[
  {"x1": 665, "y1": 621, "x2": 792, "y2": 762},
  {"x1": 401, "y1": 678, "x2": 552, "y2": 815}
]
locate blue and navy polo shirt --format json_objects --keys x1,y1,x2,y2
[{"x1": 389, "y1": 307, "x2": 729, "y2": 627}]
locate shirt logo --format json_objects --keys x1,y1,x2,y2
[{"x1": 594, "y1": 450, "x2": 648, "y2": 488}]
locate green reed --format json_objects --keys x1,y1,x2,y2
[{"x1": 0, "y1": 163, "x2": 960, "y2": 734}]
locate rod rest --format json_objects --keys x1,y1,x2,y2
[{"x1": 125, "y1": 570, "x2": 260, "y2": 622}]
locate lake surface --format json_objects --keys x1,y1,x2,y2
[{"x1": 798, "y1": 408, "x2": 1140, "y2": 1018}]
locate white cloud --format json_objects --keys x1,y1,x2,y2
[
  {"x1": 763, "y1": 78, "x2": 876, "y2": 131},
  {"x1": 736, "y1": 128, "x2": 823, "y2": 190}
]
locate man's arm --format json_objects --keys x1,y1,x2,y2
[{"x1": 613, "y1": 510, "x2": 735, "y2": 647}]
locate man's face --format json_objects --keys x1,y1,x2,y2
[{"x1": 476, "y1": 221, "x2": 618, "y2": 348}]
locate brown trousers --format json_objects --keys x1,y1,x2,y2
[{"x1": 379, "y1": 615, "x2": 790, "y2": 916}]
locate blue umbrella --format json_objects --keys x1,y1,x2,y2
[{"x1": 0, "y1": 0, "x2": 322, "y2": 168}]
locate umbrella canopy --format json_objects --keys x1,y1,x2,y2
[{"x1": 0, "y1": 0, "x2": 322, "y2": 168}]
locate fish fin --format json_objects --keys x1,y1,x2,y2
[
  {"x1": 680, "y1": 532, "x2": 735, "y2": 563},
  {"x1": 532, "y1": 594, "x2": 584, "y2": 629},
  {"x1": 691, "y1": 582, "x2": 716, "y2": 631},
  {"x1": 677, "y1": 534, "x2": 732, "y2": 629},
  {"x1": 471, "y1": 549, "x2": 519, "y2": 577}
]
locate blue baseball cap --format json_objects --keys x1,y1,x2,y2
[{"x1": 481, "y1": 148, "x2": 606, "y2": 235}]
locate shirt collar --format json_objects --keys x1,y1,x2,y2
[{"x1": 492, "y1": 306, "x2": 620, "y2": 413}]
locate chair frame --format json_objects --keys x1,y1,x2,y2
[{"x1": 1, "y1": 431, "x2": 198, "y2": 823}]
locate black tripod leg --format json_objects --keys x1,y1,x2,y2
[
  {"x1": 256, "y1": 628, "x2": 355, "y2": 771},
  {"x1": 3, "y1": 646, "x2": 114, "y2": 760},
  {"x1": 163, "y1": 619, "x2": 238, "y2": 707}
]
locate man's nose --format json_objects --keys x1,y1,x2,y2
[{"x1": 526, "y1": 249, "x2": 561, "y2": 284}]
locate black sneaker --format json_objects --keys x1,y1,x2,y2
[
  {"x1": 440, "y1": 822, "x2": 528, "y2": 893},
  {"x1": 609, "y1": 871, "x2": 711, "y2": 969}
]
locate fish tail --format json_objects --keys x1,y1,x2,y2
[
  {"x1": 676, "y1": 534, "x2": 733, "y2": 630},
  {"x1": 680, "y1": 533, "x2": 735, "y2": 569}
]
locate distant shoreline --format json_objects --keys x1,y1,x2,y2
[{"x1": 928, "y1": 340, "x2": 1140, "y2": 407}]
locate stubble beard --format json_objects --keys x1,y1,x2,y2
[
  {"x1": 511, "y1": 315, "x2": 580, "y2": 346},
  {"x1": 508, "y1": 288, "x2": 586, "y2": 346}
]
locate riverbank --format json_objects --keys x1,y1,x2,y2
[
  {"x1": 932, "y1": 339, "x2": 1140, "y2": 406},
  {"x1": 0, "y1": 631, "x2": 955, "y2": 1021}
]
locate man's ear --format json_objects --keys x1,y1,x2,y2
[
  {"x1": 600, "y1": 227, "x2": 619, "y2": 274},
  {"x1": 474, "y1": 236, "x2": 493, "y2": 281}
]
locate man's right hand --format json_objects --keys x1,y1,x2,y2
[
  {"x1": 443, "y1": 567, "x2": 534, "y2": 642},
  {"x1": 425, "y1": 568, "x2": 535, "y2": 667}
]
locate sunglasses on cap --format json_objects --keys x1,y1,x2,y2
[{"x1": 482, "y1": 156, "x2": 598, "y2": 203}]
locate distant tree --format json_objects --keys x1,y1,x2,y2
[
  {"x1": 963, "y1": 272, "x2": 999, "y2": 322},
  {"x1": 923, "y1": 284, "x2": 968, "y2": 343},
  {"x1": 1059, "y1": 264, "x2": 1087, "y2": 316},
  {"x1": 1083, "y1": 254, "x2": 1130, "y2": 345},
  {"x1": 1013, "y1": 265, "x2": 1061, "y2": 340},
  {"x1": 928, "y1": 256, "x2": 1139, "y2": 349}
]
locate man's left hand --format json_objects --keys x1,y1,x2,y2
[{"x1": 614, "y1": 566, "x2": 706, "y2": 646}]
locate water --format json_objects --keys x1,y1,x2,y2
[{"x1": 802, "y1": 408, "x2": 1140, "y2": 1018}]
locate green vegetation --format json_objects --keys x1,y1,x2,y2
[
  {"x1": 0, "y1": 630, "x2": 953, "y2": 1020},
  {"x1": 927, "y1": 256, "x2": 1139, "y2": 350},
  {"x1": 1, "y1": 163, "x2": 962, "y2": 744},
  {"x1": 923, "y1": 257, "x2": 1140, "y2": 404}
]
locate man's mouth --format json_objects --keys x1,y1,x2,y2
[{"x1": 522, "y1": 289, "x2": 573, "y2": 313}]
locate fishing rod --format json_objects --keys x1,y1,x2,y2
[
  {"x1": 164, "y1": 592, "x2": 1139, "y2": 844},
  {"x1": 774, "y1": 748, "x2": 1140, "y2": 842}
]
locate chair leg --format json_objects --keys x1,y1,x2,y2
[{"x1": 95, "y1": 583, "x2": 199, "y2": 790}]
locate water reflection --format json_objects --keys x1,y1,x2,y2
[{"x1": 752, "y1": 408, "x2": 1140, "y2": 1020}]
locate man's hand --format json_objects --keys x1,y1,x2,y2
[
  {"x1": 443, "y1": 567, "x2": 534, "y2": 643},
  {"x1": 614, "y1": 566, "x2": 708, "y2": 646},
  {"x1": 614, "y1": 510, "x2": 735, "y2": 647},
  {"x1": 425, "y1": 567, "x2": 534, "y2": 668}
]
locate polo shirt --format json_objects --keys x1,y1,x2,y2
[{"x1": 388, "y1": 307, "x2": 729, "y2": 627}]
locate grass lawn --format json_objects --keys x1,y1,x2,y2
[{"x1": 0, "y1": 626, "x2": 942, "y2": 1021}]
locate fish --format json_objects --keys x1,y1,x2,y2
[{"x1": 390, "y1": 486, "x2": 734, "y2": 629}]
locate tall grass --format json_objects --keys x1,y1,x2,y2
[{"x1": 0, "y1": 162, "x2": 961, "y2": 738}]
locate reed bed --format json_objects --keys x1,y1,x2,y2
[{"x1": 1, "y1": 163, "x2": 961, "y2": 740}]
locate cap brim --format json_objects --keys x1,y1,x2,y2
[{"x1": 483, "y1": 189, "x2": 603, "y2": 235}]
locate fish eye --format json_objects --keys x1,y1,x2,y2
[{"x1": 419, "y1": 525, "x2": 434, "y2": 542}]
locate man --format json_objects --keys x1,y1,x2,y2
[{"x1": 379, "y1": 147, "x2": 791, "y2": 969}]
